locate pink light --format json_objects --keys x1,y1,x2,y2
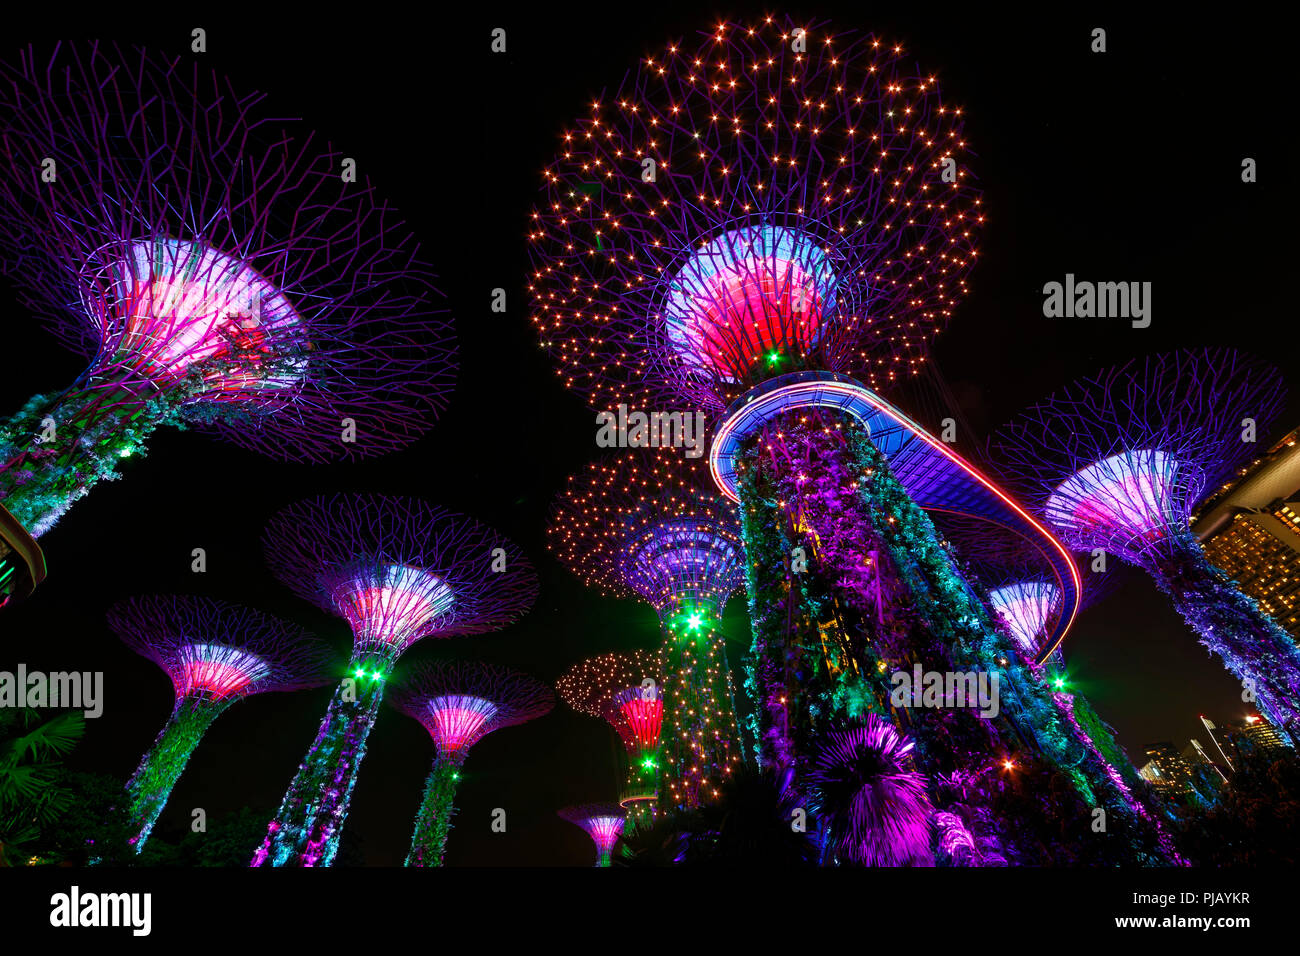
[
  {"x1": 612, "y1": 686, "x2": 664, "y2": 751},
  {"x1": 580, "y1": 815, "x2": 625, "y2": 855},
  {"x1": 665, "y1": 225, "x2": 833, "y2": 381},
  {"x1": 989, "y1": 581, "x2": 1060, "y2": 653},
  {"x1": 683, "y1": 259, "x2": 823, "y2": 379},
  {"x1": 334, "y1": 565, "x2": 455, "y2": 651},
  {"x1": 175, "y1": 643, "x2": 269, "y2": 698},
  {"x1": 425, "y1": 695, "x2": 498, "y2": 756},
  {"x1": 93, "y1": 237, "x2": 307, "y2": 400}
]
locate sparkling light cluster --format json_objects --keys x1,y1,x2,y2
[
  {"x1": 558, "y1": 650, "x2": 664, "y2": 758},
  {"x1": 528, "y1": 15, "x2": 983, "y2": 415},
  {"x1": 550, "y1": 450, "x2": 745, "y2": 622},
  {"x1": 550, "y1": 451, "x2": 746, "y2": 809},
  {"x1": 558, "y1": 649, "x2": 664, "y2": 815}
]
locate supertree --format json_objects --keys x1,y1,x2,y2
[
  {"x1": 558, "y1": 802, "x2": 627, "y2": 867},
  {"x1": 107, "y1": 594, "x2": 333, "y2": 851},
  {"x1": 549, "y1": 450, "x2": 745, "y2": 810},
  {"x1": 0, "y1": 43, "x2": 452, "y2": 540},
  {"x1": 993, "y1": 348, "x2": 1300, "y2": 746},
  {"x1": 390, "y1": 659, "x2": 553, "y2": 866},
  {"x1": 251, "y1": 494, "x2": 537, "y2": 866},
  {"x1": 527, "y1": 17, "x2": 1088, "y2": 852},
  {"x1": 557, "y1": 650, "x2": 663, "y2": 833}
]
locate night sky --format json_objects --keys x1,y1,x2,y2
[{"x1": 0, "y1": 5, "x2": 1285, "y2": 866}]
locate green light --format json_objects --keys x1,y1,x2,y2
[
  {"x1": 766, "y1": 350, "x2": 781, "y2": 365},
  {"x1": 641, "y1": 757, "x2": 656, "y2": 770},
  {"x1": 686, "y1": 612, "x2": 703, "y2": 630},
  {"x1": 451, "y1": 771, "x2": 460, "y2": 781},
  {"x1": 1053, "y1": 677, "x2": 1066, "y2": 690}
]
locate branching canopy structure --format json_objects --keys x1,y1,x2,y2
[
  {"x1": 0, "y1": 42, "x2": 453, "y2": 537},
  {"x1": 390, "y1": 659, "x2": 553, "y2": 866},
  {"x1": 993, "y1": 348, "x2": 1300, "y2": 744},
  {"x1": 558, "y1": 802, "x2": 628, "y2": 867},
  {"x1": 557, "y1": 649, "x2": 663, "y2": 826},
  {"x1": 253, "y1": 494, "x2": 538, "y2": 867},
  {"x1": 528, "y1": 16, "x2": 982, "y2": 414},
  {"x1": 107, "y1": 594, "x2": 332, "y2": 850}
]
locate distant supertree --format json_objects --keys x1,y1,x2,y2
[
  {"x1": 0, "y1": 43, "x2": 452, "y2": 539},
  {"x1": 390, "y1": 660, "x2": 553, "y2": 866},
  {"x1": 557, "y1": 650, "x2": 663, "y2": 832},
  {"x1": 527, "y1": 17, "x2": 1084, "y2": 808},
  {"x1": 994, "y1": 348, "x2": 1300, "y2": 745},
  {"x1": 251, "y1": 495, "x2": 537, "y2": 866},
  {"x1": 806, "y1": 715, "x2": 933, "y2": 866},
  {"x1": 107, "y1": 595, "x2": 332, "y2": 851},
  {"x1": 550, "y1": 450, "x2": 745, "y2": 810},
  {"x1": 558, "y1": 802, "x2": 627, "y2": 867}
]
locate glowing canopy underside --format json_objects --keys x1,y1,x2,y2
[{"x1": 710, "y1": 371, "x2": 1081, "y2": 660}]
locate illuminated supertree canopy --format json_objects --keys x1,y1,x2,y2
[
  {"x1": 549, "y1": 449, "x2": 745, "y2": 809},
  {"x1": 558, "y1": 802, "x2": 627, "y2": 867},
  {"x1": 390, "y1": 660, "x2": 553, "y2": 866},
  {"x1": 107, "y1": 594, "x2": 332, "y2": 851},
  {"x1": 557, "y1": 649, "x2": 663, "y2": 830},
  {"x1": 0, "y1": 42, "x2": 453, "y2": 539},
  {"x1": 252, "y1": 494, "x2": 538, "y2": 867},
  {"x1": 993, "y1": 348, "x2": 1300, "y2": 745},
  {"x1": 528, "y1": 15, "x2": 982, "y2": 414}
]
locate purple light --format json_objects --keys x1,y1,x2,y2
[
  {"x1": 1047, "y1": 450, "x2": 1180, "y2": 554},
  {"x1": 91, "y1": 237, "x2": 308, "y2": 402},
  {"x1": 580, "y1": 815, "x2": 625, "y2": 855}
]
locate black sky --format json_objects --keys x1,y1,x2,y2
[{"x1": 0, "y1": 5, "x2": 1286, "y2": 865}]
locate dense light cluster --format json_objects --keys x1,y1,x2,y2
[{"x1": 528, "y1": 15, "x2": 983, "y2": 415}]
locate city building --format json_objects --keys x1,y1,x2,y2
[{"x1": 1193, "y1": 428, "x2": 1300, "y2": 637}]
